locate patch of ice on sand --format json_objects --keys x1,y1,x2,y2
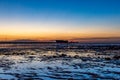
[{"x1": 0, "y1": 74, "x2": 16, "y2": 79}]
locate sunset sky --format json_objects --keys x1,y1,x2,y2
[{"x1": 0, "y1": 0, "x2": 120, "y2": 42}]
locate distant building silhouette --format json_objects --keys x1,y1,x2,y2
[{"x1": 56, "y1": 40, "x2": 68, "y2": 43}]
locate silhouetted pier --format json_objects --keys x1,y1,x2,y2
[{"x1": 0, "y1": 41, "x2": 54, "y2": 44}]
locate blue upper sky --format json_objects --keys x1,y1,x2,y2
[{"x1": 0, "y1": 0, "x2": 120, "y2": 15}]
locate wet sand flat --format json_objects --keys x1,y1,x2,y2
[{"x1": 0, "y1": 43, "x2": 120, "y2": 80}]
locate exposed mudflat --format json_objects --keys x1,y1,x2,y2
[{"x1": 0, "y1": 48, "x2": 120, "y2": 80}]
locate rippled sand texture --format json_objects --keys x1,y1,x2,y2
[{"x1": 0, "y1": 48, "x2": 120, "y2": 80}]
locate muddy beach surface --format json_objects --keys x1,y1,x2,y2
[{"x1": 0, "y1": 44, "x2": 120, "y2": 80}]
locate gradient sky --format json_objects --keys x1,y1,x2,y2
[{"x1": 0, "y1": 0, "x2": 120, "y2": 41}]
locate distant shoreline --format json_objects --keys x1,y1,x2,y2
[{"x1": 0, "y1": 41, "x2": 120, "y2": 44}]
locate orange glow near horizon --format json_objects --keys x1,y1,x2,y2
[
  {"x1": 0, "y1": 20, "x2": 120, "y2": 41},
  {"x1": 0, "y1": 32, "x2": 120, "y2": 41}
]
